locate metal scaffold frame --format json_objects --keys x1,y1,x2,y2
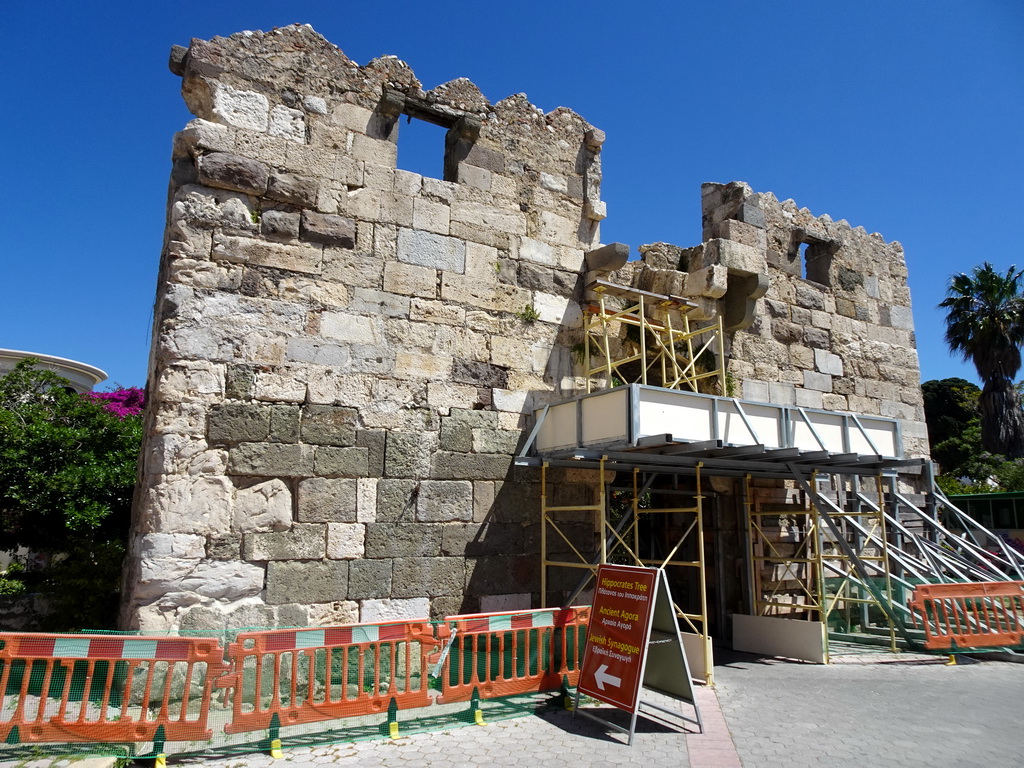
[
  {"x1": 540, "y1": 460, "x2": 714, "y2": 684},
  {"x1": 583, "y1": 280, "x2": 726, "y2": 395}
]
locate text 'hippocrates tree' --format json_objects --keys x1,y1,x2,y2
[{"x1": 577, "y1": 564, "x2": 657, "y2": 711}]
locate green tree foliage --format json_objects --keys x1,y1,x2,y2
[
  {"x1": 0, "y1": 360, "x2": 142, "y2": 629},
  {"x1": 922, "y1": 376, "x2": 1024, "y2": 493},
  {"x1": 939, "y1": 262, "x2": 1024, "y2": 457}
]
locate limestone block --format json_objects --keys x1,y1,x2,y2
[
  {"x1": 344, "y1": 559, "x2": 391, "y2": 600},
  {"x1": 814, "y1": 348, "x2": 844, "y2": 376},
  {"x1": 351, "y1": 133, "x2": 397, "y2": 166},
  {"x1": 307, "y1": 600, "x2": 360, "y2": 626},
  {"x1": 803, "y1": 370, "x2": 833, "y2": 393},
  {"x1": 174, "y1": 119, "x2": 232, "y2": 158},
  {"x1": 260, "y1": 210, "x2": 300, "y2": 240},
  {"x1": 145, "y1": 476, "x2": 233, "y2": 534},
  {"x1": 457, "y1": 163, "x2": 492, "y2": 191},
  {"x1": 532, "y1": 292, "x2": 584, "y2": 326},
  {"x1": 297, "y1": 405, "x2": 356, "y2": 446},
  {"x1": 300, "y1": 211, "x2": 356, "y2": 248},
  {"x1": 365, "y1": 523, "x2": 441, "y2": 557},
  {"x1": 285, "y1": 338, "x2": 350, "y2": 366},
  {"x1": 393, "y1": 350, "x2": 452, "y2": 381},
  {"x1": 768, "y1": 382, "x2": 796, "y2": 405},
  {"x1": 701, "y1": 239, "x2": 766, "y2": 277},
  {"x1": 822, "y1": 393, "x2": 849, "y2": 411},
  {"x1": 197, "y1": 152, "x2": 269, "y2": 196},
  {"x1": 350, "y1": 288, "x2": 411, "y2": 318},
  {"x1": 267, "y1": 171, "x2": 318, "y2": 207},
  {"x1": 585, "y1": 200, "x2": 607, "y2": 221},
  {"x1": 207, "y1": 403, "x2": 271, "y2": 443},
  {"x1": 315, "y1": 446, "x2": 370, "y2": 477},
  {"x1": 228, "y1": 443, "x2": 315, "y2": 477},
  {"x1": 326, "y1": 523, "x2": 365, "y2": 559},
  {"x1": 253, "y1": 372, "x2": 307, "y2": 403},
  {"x1": 795, "y1": 388, "x2": 824, "y2": 409},
  {"x1": 139, "y1": 559, "x2": 265, "y2": 602},
  {"x1": 212, "y1": 82, "x2": 269, "y2": 131},
  {"x1": 394, "y1": 169, "x2": 423, "y2": 197},
  {"x1": 384, "y1": 432, "x2": 436, "y2": 478},
  {"x1": 171, "y1": 184, "x2": 257, "y2": 233},
  {"x1": 322, "y1": 248, "x2": 385, "y2": 289},
  {"x1": 155, "y1": 361, "x2": 225, "y2": 403},
  {"x1": 473, "y1": 429, "x2": 521, "y2": 454},
  {"x1": 790, "y1": 345, "x2": 815, "y2": 369},
  {"x1": 378, "y1": 192, "x2": 416, "y2": 228},
  {"x1": 270, "y1": 405, "x2": 299, "y2": 441},
  {"x1": 266, "y1": 560, "x2": 348, "y2": 604},
  {"x1": 393, "y1": 557, "x2": 465, "y2": 598},
  {"x1": 234, "y1": 479, "x2": 292, "y2": 533},
  {"x1": 518, "y1": 237, "x2": 557, "y2": 267},
  {"x1": 342, "y1": 188, "x2": 383, "y2": 221},
  {"x1": 207, "y1": 534, "x2": 241, "y2": 560},
  {"x1": 684, "y1": 265, "x2": 729, "y2": 299},
  {"x1": 426, "y1": 381, "x2": 479, "y2": 412},
  {"x1": 212, "y1": 234, "x2": 323, "y2": 274},
  {"x1": 480, "y1": 594, "x2": 531, "y2": 612},
  {"x1": 795, "y1": 284, "x2": 826, "y2": 311},
  {"x1": 297, "y1": 477, "x2": 357, "y2": 522},
  {"x1": 330, "y1": 102, "x2": 374, "y2": 133},
  {"x1": 412, "y1": 198, "x2": 451, "y2": 235},
  {"x1": 345, "y1": 479, "x2": 375, "y2": 525},
  {"x1": 416, "y1": 480, "x2": 473, "y2": 522},
  {"x1": 383, "y1": 262, "x2": 437, "y2": 299},
  {"x1": 451, "y1": 201, "x2": 527, "y2": 236},
  {"x1": 397, "y1": 228, "x2": 466, "y2": 272},
  {"x1": 136, "y1": 533, "x2": 206, "y2": 560},
  {"x1": 360, "y1": 598, "x2": 430, "y2": 623},
  {"x1": 430, "y1": 451, "x2": 511, "y2": 481},
  {"x1": 887, "y1": 305, "x2": 915, "y2": 331},
  {"x1": 244, "y1": 523, "x2": 326, "y2": 561},
  {"x1": 320, "y1": 313, "x2": 382, "y2": 344},
  {"x1": 269, "y1": 105, "x2": 306, "y2": 143},
  {"x1": 714, "y1": 219, "x2": 768, "y2": 251}
]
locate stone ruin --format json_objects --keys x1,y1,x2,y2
[{"x1": 120, "y1": 24, "x2": 927, "y2": 631}]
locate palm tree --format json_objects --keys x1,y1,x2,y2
[{"x1": 940, "y1": 262, "x2": 1024, "y2": 458}]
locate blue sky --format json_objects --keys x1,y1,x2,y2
[{"x1": 2, "y1": 1, "x2": 1022, "y2": 389}]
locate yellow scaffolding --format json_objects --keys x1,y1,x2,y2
[
  {"x1": 583, "y1": 279, "x2": 726, "y2": 394},
  {"x1": 540, "y1": 460, "x2": 714, "y2": 684}
]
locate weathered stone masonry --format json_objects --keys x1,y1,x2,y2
[{"x1": 122, "y1": 25, "x2": 927, "y2": 631}]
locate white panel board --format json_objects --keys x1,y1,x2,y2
[
  {"x1": 680, "y1": 631, "x2": 713, "y2": 684},
  {"x1": 849, "y1": 418, "x2": 899, "y2": 458},
  {"x1": 792, "y1": 410, "x2": 845, "y2": 453},
  {"x1": 535, "y1": 401, "x2": 578, "y2": 452},
  {"x1": 637, "y1": 388, "x2": 713, "y2": 442},
  {"x1": 581, "y1": 388, "x2": 629, "y2": 445},
  {"x1": 732, "y1": 614, "x2": 826, "y2": 664}
]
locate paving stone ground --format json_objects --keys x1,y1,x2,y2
[{"x1": 4, "y1": 651, "x2": 1022, "y2": 768}]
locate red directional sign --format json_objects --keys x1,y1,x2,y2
[{"x1": 577, "y1": 564, "x2": 657, "y2": 711}]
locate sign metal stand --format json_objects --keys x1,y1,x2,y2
[{"x1": 573, "y1": 564, "x2": 703, "y2": 745}]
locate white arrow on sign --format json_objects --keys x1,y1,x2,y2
[{"x1": 593, "y1": 664, "x2": 622, "y2": 691}]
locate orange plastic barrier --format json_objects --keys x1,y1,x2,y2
[
  {"x1": 0, "y1": 633, "x2": 227, "y2": 744},
  {"x1": 219, "y1": 620, "x2": 439, "y2": 734},
  {"x1": 909, "y1": 581, "x2": 1024, "y2": 651},
  {"x1": 437, "y1": 606, "x2": 590, "y2": 703}
]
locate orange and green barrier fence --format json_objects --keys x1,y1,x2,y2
[
  {"x1": 909, "y1": 581, "x2": 1024, "y2": 651},
  {"x1": 0, "y1": 607, "x2": 590, "y2": 760}
]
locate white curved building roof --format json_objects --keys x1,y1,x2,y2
[{"x1": 0, "y1": 349, "x2": 107, "y2": 393}]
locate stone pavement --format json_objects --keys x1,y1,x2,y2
[{"x1": 4, "y1": 652, "x2": 1022, "y2": 768}]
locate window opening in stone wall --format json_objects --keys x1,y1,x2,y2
[
  {"x1": 396, "y1": 114, "x2": 449, "y2": 181},
  {"x1": 802, "y1": 242, "x2": 832, "y2": 286}
]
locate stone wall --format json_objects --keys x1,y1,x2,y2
[
  {"x1": 122, "y1": 25, "x2": 605, "y2": 630},
  {"x1": 123, "y1": 25, "x2": 928, "y2": 631}
]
